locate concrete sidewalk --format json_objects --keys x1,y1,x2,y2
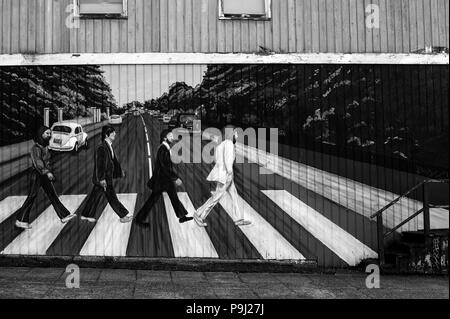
[{"x1": 0, "y1": 267, "x2": 447, "y2": 299}]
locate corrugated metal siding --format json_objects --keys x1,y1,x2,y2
[{"x1": 0, "y1": 0, "x2": 448, "y2": 55}]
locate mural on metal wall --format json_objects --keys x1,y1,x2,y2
[{"x1": 0, "y1": 64, "x2": 448, "y2": 268}]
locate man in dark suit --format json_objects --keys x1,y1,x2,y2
[
  {"x1": 135, "y1": 129, "x2": 193, "y2": 224},
  {"x1": 80, "y1": 125, "x2": 133, "y2": 223}
]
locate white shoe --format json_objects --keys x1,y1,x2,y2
[
  {"x1": 15, "y1": 220, "x2": 32, "y2": 229},
  {"x1": 81, "y1": 216, "x2": 96, "y2": 223},
  {"x1": 193, "y1": 214, "x2": 207, "y2": 227},
  {"x1": 235, "y1": 219, "x2": 252, "y2": 226},
  {"x1": 61, "y1": 214, "x2": 77, "y2": 224},
  {"x1": 120, "y1": 215, "x2": 133, "y2": 223}
]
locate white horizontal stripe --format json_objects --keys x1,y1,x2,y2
[
  {"x1": 0, "y1": 196, "x2": 27, "y2": 225},
  {"x1": 219, "y1": 192, "x2": 305, "y2": 260},
  {"x1": 0, "y1": 53, "x2": 447, "y2": 66},
  {"x1": 262, "y1": 190, "x2": 378, "y2": 266},
  {"x1": 163, "y1": 192, "x2": 218, "y2": 258},
  {"x1": 147, "y1": 143, "x2": 151, "y2": 157},
  {"x1": 1, "y1": 195, "x2": 85, "y2": 256},
  {"x1": 79, "y1": 194, "x2": 137, "y2": 257}
]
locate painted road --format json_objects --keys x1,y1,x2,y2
[{"x1": 0, "y1": 114, "x2": 447, "y2": 267}]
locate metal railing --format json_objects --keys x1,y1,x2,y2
[{"x1": 371, "y1": 179, "x2": 449, "y2": 265}]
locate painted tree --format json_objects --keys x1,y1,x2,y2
[{"x1": 0, "y1": 65, "x2": 119, "y2": 146}]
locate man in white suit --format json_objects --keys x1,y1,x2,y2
[{"x1": 194, "y1": 126, "x2": 251, "y2": 227}]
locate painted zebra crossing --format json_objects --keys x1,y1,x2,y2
[
  {"x1": 236, "y1": 142, "x2": 449, "y2": 232},
  {"x1": 80, "y1": 194, "x2": 138, "y2": 257},
  {"x1": 163, "y1": 192, "x2": 218, "y2": 258},
  {"x1": 0, "y1": 186, "x2": 381, "y2": 267},
  {"x1": 0, "y1": 196, "x2": 27, "y2": 225},
  {"x1": 1, "y1": 195, "x2": 85, "y2": 255},
  {"x1": 218, "y1": 191, "x2": 305, "y2": 260},
  {"x1": 262, "y1": 190, "x2": 378, "y2": 266}
]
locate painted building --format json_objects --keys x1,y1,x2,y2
[{"x1": 0, "y1": 0, "x2": 448, "y2": 269}]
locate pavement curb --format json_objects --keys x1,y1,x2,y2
[{"x1": 0, "y1": 255, "x2": 331, "y2": 273}]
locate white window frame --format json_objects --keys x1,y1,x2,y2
[
  {"x1": 73, "y1": 0, "x2": 128, "y2": 19},
  {"x1": 218, "y1": 0, "x2": 272, "y2": 20}
]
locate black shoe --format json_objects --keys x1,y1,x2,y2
[{"x1": 179, "y1": 216, "x2": 193, "y2": 224}]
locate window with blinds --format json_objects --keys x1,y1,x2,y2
[
  {"x1": 219, "y1": 0, "x2": 271, "y2": 20},
  {"x1": 75, "y1": 0, "x2": 128, "y2": 18}
]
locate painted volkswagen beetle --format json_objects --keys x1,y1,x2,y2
[{"x1": 49, "y1": 121, "x2": 88, "y2": 153}]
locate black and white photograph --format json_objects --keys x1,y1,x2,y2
[{"x1": 0, "y1": 0, "x2": 448, "y2": 312}]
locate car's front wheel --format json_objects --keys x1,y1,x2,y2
[{"x1": 73, "y1": 142, "x2": 79, "y2": 154}]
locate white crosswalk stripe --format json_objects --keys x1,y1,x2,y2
[
  {"x1": 0, "y1": 187, "x2": 380, "y2": 265},
  {"x1": 1, "y1": 195, "x2": 85, "y2": 256},
  {"x1": 80, "y1": 194, "x2": 137, "y2": 257},
  {"x1": 219, "y1": 192, "x2": 305, "y2": 260},
  {"x1": 0, "y1": 196, "x2": 27, "y2": 224},
  {"x1": 262, "y1": 189, "x2": 378, "y2": 266},
  {"x1": 163, "y1": 192, "x2": 218, "y2": 258}
]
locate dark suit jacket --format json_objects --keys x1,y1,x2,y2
[
  {"x1": 147, "y1": 144, "x2": 179, "y2": 192},
  {"x1": 92, "y1": 141, "x2": 123, "y2": 186}
]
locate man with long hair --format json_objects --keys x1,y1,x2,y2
[
  {"x1": 15, "y1": 126, "x2": 76, "y2": 229},
  {"x1": 80, "y1": 125, "x2": 133, "y2": 223},
  {"x1": 193, "y1": 125, "x2": 251, "y2": 227}
]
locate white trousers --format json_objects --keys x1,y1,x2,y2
[{"x1": 196, "y1": 179, "x2": 243, "y2": 222}]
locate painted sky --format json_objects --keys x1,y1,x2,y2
[{"x1": 101, "y1": 65, "x2": 207, "y2": 107}]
